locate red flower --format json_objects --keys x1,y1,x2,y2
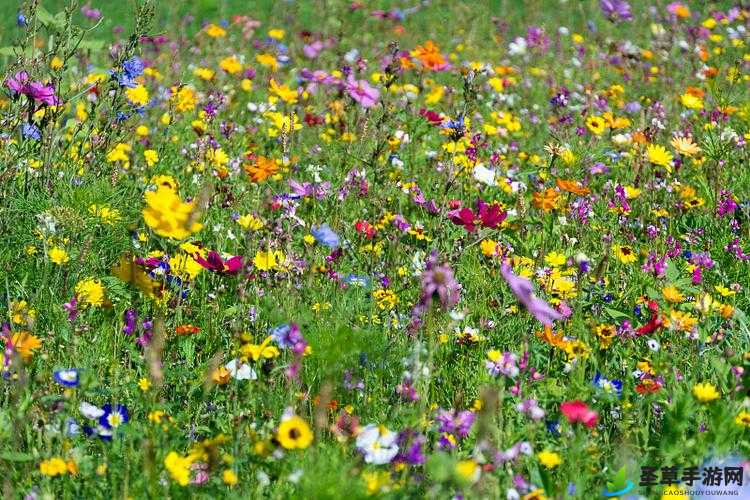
[
  {"x1": 449, "y1": 199, "x2": 507, "y2": 232},
  {"x1": 560, "y1": 400, "x2": 598, "y2": 428},
  {"x1": 175, "y1": 324, "x2": 201, "y2": 336},
  {"x1": 636, "y1": 300, "x2": 662, "y2": 336},
  {"x1": 354, "y1": 220, "x2": 377, "y2": 239},
  {"x1": 419, "y1": 108, "x2": 444, "y2": 125},
  {"x1": 194, "y1": 251, "x2": 243, "y2": 274}
]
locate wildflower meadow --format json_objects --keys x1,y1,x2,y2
[{"x1": 2, "y1": 0, "x2": 750, "y2": 498}]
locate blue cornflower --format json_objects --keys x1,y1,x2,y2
[
  {"x1": 53, "y1": 369, "x2": 80, "y2": 387},
  {"x1": 122, "y1": 57, "x2": 144, "y2": 79},
  {"x1": 311, "y1": 224, "x2": 340, "y2": 248}
]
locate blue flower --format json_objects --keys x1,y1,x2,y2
[
  {"x1": 53, "y1": 369, "x2": 80, "y2": 387},
  {"x1": 122, "y1": 57, "x2": 145, "y2": 79},
  {"x1": 593, "y1": 372, "x2": 623, "y2": 397},
  {"x1": 98, "y1": 404, "x2": 129, "y2": 430},
  {"x1": 311, "y1": 224, "x2": 340, "y2": 248},
  {"x1": 22, "y1": 123, "x2": 40, "y2": 140},
  {"x1": 16, "y1": 13, "x2": 26, "y2": 27},
  {"x1": 343, "y1": 274, "x2": 369, "y2": 287}
]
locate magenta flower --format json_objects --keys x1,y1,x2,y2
[
  {"x1": 500, "y1": 263, "x2": 562, "y2": 326},
  {"x1": 24, "y1": 81, "x2": 61, "y2": 106},
  {"x1": 345, "y1": 75, "x2": 379, "y2": 108},
  {"x1": 4, "y1": 71, "x2": 29, "y2": 94},
  {"x1": 194, "y1": 251, "x2": 243, "y2": 274}
]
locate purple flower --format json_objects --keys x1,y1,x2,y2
[
  {"x1": 500, "y1": 264, "x2": 562, "y2": 326},
  {"x1": 4, "y1": 71, "x2": 29, "y2": 94},
  {"x1": 486, "y1": 351, "x2": 519, "y2": 378},
  {"x1": 436, "y1": 408, "x2": 475, "y2": 438},
  {"x1": 345, "y1": 75, "x2": 379, "y2": 108},
  {"x1": 22, "y1": 123, "x2": 40, "y2": 140},
  {"x1": 311, "y1": 224, "x2": 340, "y2": 248},
  {"x1": 24, "y1": 81, "x2": 61, "y2": 106},
  {"x1": 515, "y1": 399, "x2": 546, "y2": 420},
  {"x1": 600, "y1": 0, "x2": 633, "y2": 22},
  {"x1": 420, "y1": 254, "x2": 461, "y2": 310},
  {"x1": 270, "y1": 323, "x2": 308, "y2": 354},
  {"x1": 63, "y1": 296, "x2": 78, "y2": 322}
]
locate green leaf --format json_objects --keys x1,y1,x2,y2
[
  {"x1": 0, "y1": 452, "x2": 34, "y2": 462},
  {"x1": 78, "y1": 40, "x2": 106, "y2": 51},
  {"x1": 604, "y1": 307, "x2": 629, "y2": 320}
]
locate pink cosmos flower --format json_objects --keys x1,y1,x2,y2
[
  {"x1": 560, "y1": 400, "x2": 598, "y2": 428},
  {"x1": 345, "y1": 75, "x2": 379, "y2": 108},
  {"x1": 194, "y1": 251, "x2": 243, "y2": 274}
]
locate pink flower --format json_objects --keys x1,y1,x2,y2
[
  {"x1": 500, "y1": 263, "x2": 563, "y2": 326},
  {"x1": 560, "y1": 400, "x2": 598, "y2": 428},
  {"x1": 194, "y1": 251, "x2": 243, "y2": 274},
  {"x1": 345, "y1": 75, "x2": 379, "y2": 108}
]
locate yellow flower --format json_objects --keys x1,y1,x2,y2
[
  {"x1": 204, "y1": 23, "x2": 226, "y2": 38},
  {"x1": 277, "y1": 416, "x2": 313, "y2": 450},
  {"x1": 239, "y1": 336, "x2": 280, "y2": 362},
  {"x1": 537, "y1": 450, "x2": 562, "y2": 469},
  {"x1": 586, "y1": 115, "x2": 607, "y2": 135},
  {"x1": 222, "y1": 469, "x2": 238, "y2": 486},
  {"x1": 613, "y1": 245, "x2": 637, "y2": 264},
  {"x1": 75, "y1": 278, "x2": 106, "y2": 307},
  {"x1": 692, "y1": 382, "x2": 720, "y2": 403},
  {"x1": 646, "y1": 144, "x2": 674, "y2": 170},
  {"x1": 48, "y1": 246, "x2": 70, "y2": 265},
  {"x1": 670, "y1": 136, "x2": 700, "y2": 156},
  {"x1": 256, "y1": 53, "x2": 279, "y2": 71},
  {"x1": 39, "y1": 457, "x2": 69, "y2": 477},
  {"x1": 220, "y1": 56, "x2": 243, "y2": 74},
  {"x1": 455, "y1": 459, "x2": 480, "y2": 484},
  {"x1": 171, "y1": 86, "x2": 197, "y2": 113},
  {"x1": 544, "y1": 251, "x2": 566, "y2": 267},
  {"x1": 268, "y1": 29, "x2": 285, "y2": 40},
  {"x1": 680, "y1": 93, "x2": 703, "y2": 109},
  {"x1": 89, "y1": 204, "x2": 121, "y2": 225},
  {"x1": 662, "y1": 285, "x2": 684, "y2": 303},
  {"x1": 362, "y1": 470, "x2": 392, "y2": 495},
  {"x1": 269, "y1": 79, "x2": 298, "y2": 104},
  {"x1": 253, "y1": 249, "x2": 285, "y2": 271},
  {"x1": 735, "y1": 410, "x2": 750, "y2": 428},
  {"x1": 144, "y1": 149, "x2": 159, "y2": 167},
  {"x1": 237, "y1": 214, "x2": 264, "y2": 231},
  {"x1": 666, "y1": 310, "x2": 697, "y2": 332},
  {"x1": 142, "y1": 185, "x2": 203, "y2": 240},
  {"x1": 164, "y1": 452, "x2": 193, "y2": 486},
  {"x1": 194, "y1": 67, "x2": 215, "y2": 81},
  {"x1": 138, "y1": 378, "x2": 151, "y2": 392},
  {"x1": 480, "y1": 239, "x2": 499, "y2": 257},
  {"x1": 125, "y1": 85, "x2": 149, "y2": 106}
]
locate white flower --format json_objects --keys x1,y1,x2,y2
[
  {"x1": 79, "y1": 402, "x2": 104, "y2": 419},
  {"x1": 473, "y1": 164, "x2": 496, "y2": 186},
  {"x1": 225, "y1": 359, "x2": 258, "y2": 380},
  {"x1": 355, "y1": 424, "x2": 399, "y2": 465},
  {"x1": 508, "y1": 37, "x2": 527, "y2": 56}
]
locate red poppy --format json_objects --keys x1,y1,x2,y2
[
  {"x1": 560, "y1": 400, "x2": 598, "y2": 428},
  {"x1": 194, "y1": 251, "x2": 243, "y2": 274}
]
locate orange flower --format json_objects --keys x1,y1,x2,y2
[
  {"x1": 175, "y1": 324, "x2": 201, "y2": 336},
  {"x1": 555, "y1": 179, "x2": 590, "y2": 196},
  {"x1": 10, "y1": 331, "x2": 42, "y2": 361},
  {"x1": 532, "y1": 188, "x2": 560, "y2": 212},
  {"x1": 211, "y1": 367, "x2": 231, "y2": 385},
  {"x1": 244, "y1": 156, "x2": 279, "y2": 183},
  {"x1": 410, "y1": 41, "x2": 447, "y2": 71}
]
